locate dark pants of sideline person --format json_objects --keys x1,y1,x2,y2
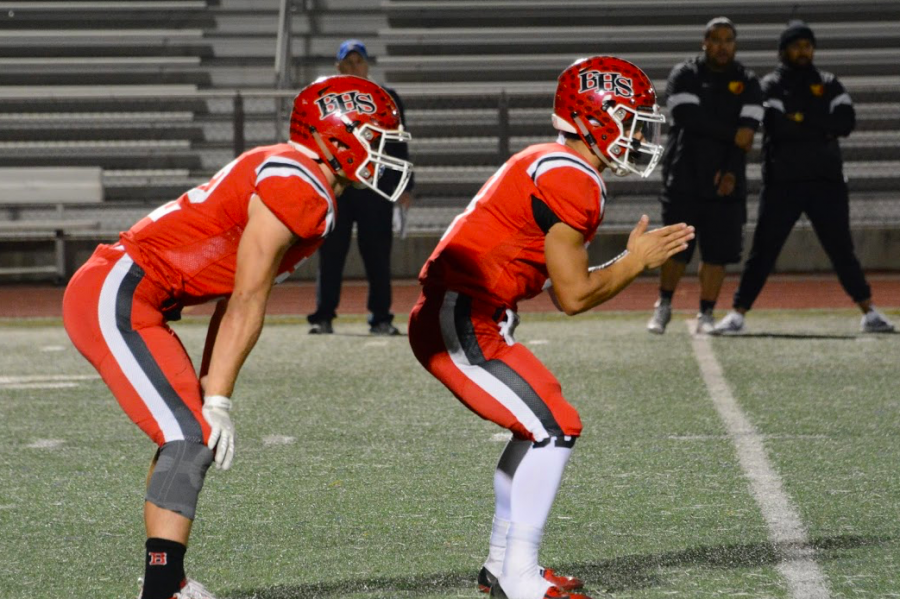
[
  {"x1": 733, "y1": 179, "x2": 871, "y2": 311},
  {"x1": 308, "y1": 186, "x2": 395, "y2": 326}
]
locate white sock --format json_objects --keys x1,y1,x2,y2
[
  {"x1": 500, "y1": 523, "x2": 551, "y2": 599},
  {"x1": 509, "y1": 440, "x2": 571, "y2": 528},
  {"x1": 500, "y1": 439, "x2": 573, "y2": 598},
  {"x1": 484, "y1": 437, "x2": 529, "y2": 575},
  {"x1": 484, "y1": 516, "x2": 511, "y2": 576}
]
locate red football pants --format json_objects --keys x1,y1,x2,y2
[
  {"x1": 63, "y1": 245, "x2": 209, "y2": 447},
  {"x1": 408, "y1": 287, "x2": 582, "y2": 442}
]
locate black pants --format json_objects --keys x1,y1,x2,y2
[
  {"x1": 733, "y1": 179, "x2": 871, "y2": 310},
  {"x1": 308, "y1": 187, "x2": 394, "y2": 326}
]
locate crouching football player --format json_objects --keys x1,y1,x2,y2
[
  {"x1": 408, "y1": 57, "x2": 694, "y2": 599},
  {"x1": 63, "y1": 75, "x2": 412, "y2": 598}
]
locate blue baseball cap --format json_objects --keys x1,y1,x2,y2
[{"x1": 336, "y1": 39, "x2": 369, "y2": 62}]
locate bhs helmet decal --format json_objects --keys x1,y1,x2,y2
[
  {"x1": 290, "y1": 75, "x2": 413, "y2": 202},
  {"x1": 553, "y1": 56, "x2": 665, "y2": 178},
  {"x1": 578, "y1": 71, "x2": 634, "y2": 98},
  {"x1": 314, "y1": 91, "x2": 377, "y2": 119}
]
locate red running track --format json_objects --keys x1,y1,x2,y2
[{"x1": 1, "y1": 274, "x2": 898, "y2": 319}]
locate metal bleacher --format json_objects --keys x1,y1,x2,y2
[
  {"x1": 0, "y1": 0, "x2": 899, "y2": 280},
  {"x1": 0, "y1": 0, "x2": 385, "y2": 232},
  {"x1": 381, "y1": 0, "x2": 900, "y2": 229}
]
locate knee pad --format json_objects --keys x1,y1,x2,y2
[{"x1": 145, "y1": 440, "x2": 213, "y2": 520}]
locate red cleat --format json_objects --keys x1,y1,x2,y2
[
  {"x1": 478, "y1": 567, "x2": 585, "y2": 594},
  {"x1": 543, "y1": 586, "x2": 592, "y2": 599},
  {"x1": 541, "y1": 568, "x2": 585, "y2": 591},
  {"x1": 489, "y1": 582, "x2": 592, "y2": 599}
]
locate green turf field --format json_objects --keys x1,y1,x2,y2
[{"x1": 1, "y1": 310, "x2": 897, "y2": 598}]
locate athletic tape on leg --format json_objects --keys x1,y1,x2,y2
[{"x1": 145, "y1": 441, "x2": 213, "y2": 520}]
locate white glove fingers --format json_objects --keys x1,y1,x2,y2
[
  {"x1": 222, "y1": 436, "x2": 235, "y2": 470},
  {"x1": 206, "y1": 427, "x2": 220, "y2": 452},
  {"x1": 202, "y1": 395, "x2": 234, "y2": 470}
]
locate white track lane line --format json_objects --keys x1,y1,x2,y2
[{"x1": 689, "y1": 325, "x2": 831, "y2": 599}]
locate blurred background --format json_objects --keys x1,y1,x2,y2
[{"x1": 1, "y1": 0, "x2": 898, "y2": 283}]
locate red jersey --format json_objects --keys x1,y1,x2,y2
[
  {"x1": 120, "y1": 143, "x2": 334, "y2": 306},
  {"x1": 419, "y1": 142, "x2": 606, "y2": 309}
]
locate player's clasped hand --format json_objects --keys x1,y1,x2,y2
[
  {"x1": 627, "y1": 215, "x2": 695, "y2": 271},
  {"x1": 202, "y1": 395, "x2": 235, "y2": 470}
]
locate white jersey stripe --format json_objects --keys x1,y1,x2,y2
[
  {"x1": 255, "y1": 157, "x2": 335, "y2": 236},
  {"x1": 526, "y1": 151, "x2": 605, "y2": 196},
  {"x1": 439, "y1": 291, "x2": 551, "y2": 442},
  {"x1": 527, "y1": 150, "x2": 605, "y2": 221},
  {"x1": 274, "y1": 256, "x2": 309, "y2": 284},
  {"x1": 97, "y1": 253, "x2": 184, "y2": 442},
  {"x1": 829, "y1": 92, "x2": 852, "y2": 113},
  {"x1": 740, "y1": 104, "x2": 764, "y2": 121},
  {"x1": 765, "y1": 98, "x2": 786, "y2": 113},
  {"x1": 667, "y1": 92, "x2": 701, "y2": 110}
]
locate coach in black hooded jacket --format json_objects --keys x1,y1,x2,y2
[{"x1": 713, "y1": 20, "x2": 895, "y2": 334}]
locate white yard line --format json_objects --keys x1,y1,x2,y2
[{"x1": 689, "y1": 325, "x2": 831, "y2": 599}]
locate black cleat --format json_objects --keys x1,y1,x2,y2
[{"x1": 477, "y1": 566, "x2": 498, "y2": 593}]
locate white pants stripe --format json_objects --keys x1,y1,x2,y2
[
  {"x1": 438, "y1": 290, "x2": 551, "y2": 442},
  {"x1": 97, "y1": 253, "x2": 185, "y2": 443}
]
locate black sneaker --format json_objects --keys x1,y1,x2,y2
[
  {"x1": 309, "y1": 320, "x2": 333, "y2": 334},
  {"x1": 369, "y1": 322, "x2": 400, "y2": 336}
]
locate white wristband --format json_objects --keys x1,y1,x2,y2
[{"x1": 589, "y1": 249, "x2": 629, "y2": 272}]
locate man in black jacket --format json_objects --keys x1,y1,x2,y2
[
  {"x1": 648, "y1": 17, "x2": 762, "y2": 335},
  {"x1": 714, "y1": 21, "x2": 894, "y2": 334},
  {"x1": 307, "y1": 39, "x2": 415, "y2": 335}
]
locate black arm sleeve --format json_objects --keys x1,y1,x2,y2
[
  {"x1": 531, "y1": 195, "x2": 562, "y2": 234},
  {"x1": 723, "y1": 75, "x2": 764, "y2": 175}
]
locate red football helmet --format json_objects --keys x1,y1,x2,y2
[
  {"x1": 553, "y1": 56, "x2": 664, "y2": 178},
  {"x1": 290, "y1": 75, "x2": 412, "y2": 202}
]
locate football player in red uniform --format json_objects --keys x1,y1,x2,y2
[
  {"x1": 63, "y1": 75, "x2": 411, "y2": 599},
  {"x1": 408, "y1": 57, "x2": 694, "y2": 599}
]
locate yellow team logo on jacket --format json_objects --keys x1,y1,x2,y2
[
  {"x1": 728, "y1": 80, "x2": 745, "y2": 95},
  {"x1": 810, "y1": 84, "x2": 825, "y2": 96}
]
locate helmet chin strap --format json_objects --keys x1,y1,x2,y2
[
  {"x1": 309, "y1": 127, "x2": 347, "y2": 178},
  {"x1": 571, "y1": 113, "x2": 626, "y2": 176}
]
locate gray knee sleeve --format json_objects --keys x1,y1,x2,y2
[{"x1": 145, "y1": 440, "x2": 213, "y2": 520}]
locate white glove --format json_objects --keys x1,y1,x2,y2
[{"x1": 202, "y1": 395, "x2": 235, "y2": 471}]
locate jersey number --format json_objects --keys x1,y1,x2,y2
[
  {"x1": 440, "y1": 163, "x2": 510, "y2": 240},
  {"x1": 146, "y1": 157, "x2": 240, "y2": 222}
]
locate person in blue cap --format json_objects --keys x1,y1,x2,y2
[{"x1": 307, "y1": 39, "x2": 416, "y2": 335}]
